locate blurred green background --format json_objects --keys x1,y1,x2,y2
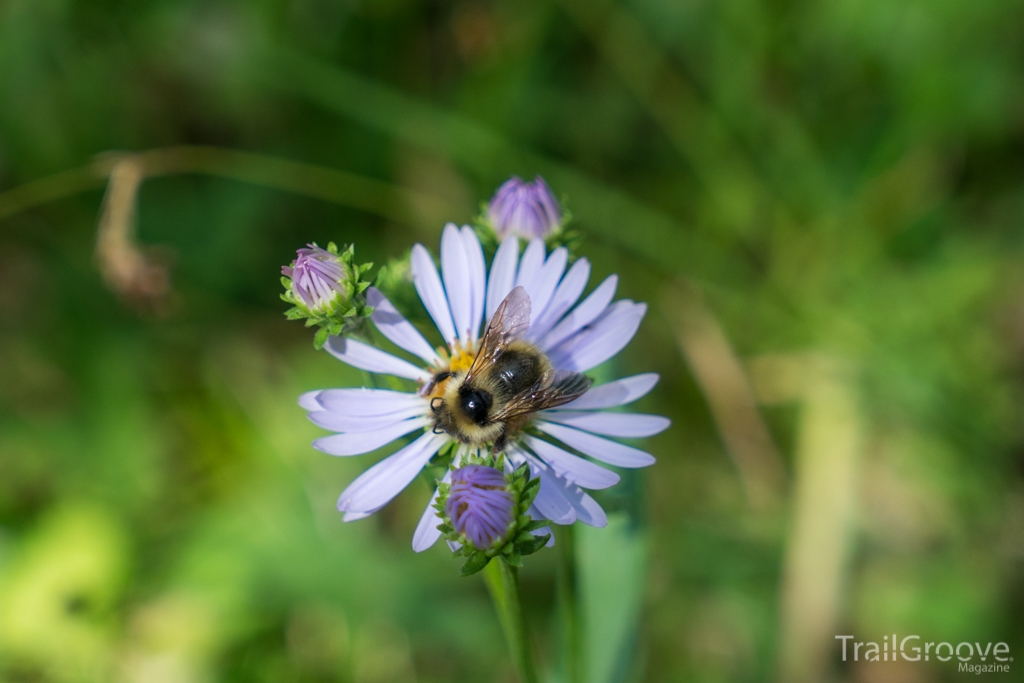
[{"x1": 1, "y1": 0, "x2": 1023, "y2": 681}]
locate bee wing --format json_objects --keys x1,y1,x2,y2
[
  {"x1": 465, "y1": 286, "x2": 532, "y2": 382},
  {"x1": 489, "y1": 370, "x2": 593, "y2": 422}
]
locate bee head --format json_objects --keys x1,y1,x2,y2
[{"x1": 458, "y1": 385, "x2": 492, "y2": 426}]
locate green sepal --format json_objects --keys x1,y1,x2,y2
[
  {"x1": 460, "y1": 551, "x2": 491, "y2": 577},
  {"x1": 313, "y1": 327, "x2": 330, "y2": 349},
  {"x1": 545, "y1": 227, "x2": 582, "y2": 260},
  {"x1": 515, "y1": 534, "x2": 550, "y2": 557},
  {"x1": 511, "y1": 462, "x2": 530, "y2": 482},
  {"x1": 513, "y1": 530, "x2": 535, "y2": 544},
  {"x1": 519, "y1": 519, "x2": 548, "y2": 533},
  {"x1": 520, "y1": 477, "x2": 541, "y2": 509},
  {"x1": 505, "y1": 547, "x2": 523, "y2": 567}
]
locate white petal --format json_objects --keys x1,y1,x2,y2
[
  {"x1": 514, "y1": 239, "x2": 546, "y2": 300},
  {"x1": 528, "y1": 258, "x2": 590, "y2": 341},
  {"x1": 342, "y1": 509, "x2": 377, "y2": 522},
  {"x1": 441, "y1": 224, "x2": 473, "y2": 341},
  {"x1": 313, "y1": 417, "x2": 429, "y2": 456},
  {"x1": 548, "y1": 301, "x2": 647, "y2": 373},
  {"x1": 508, "y1": 447, "x2": 575, "y2": 524},
  {"x1": 486, "y1": 236, "x2": 519, "y2": 321},
  {"x1": 525, "y1": 247, "x2": 567, "y2": 329},
  {"x1": 336, "y1": 431, "x2": 446, "y2": 512},
  {"x1": 310, "y1": 404, "x2": 428, "y2": 432},
  {"x1": 298, "y1": 391, "x2": 323, "y2": 411},
  {"x1": 411, "y1": 243, "x2": 457, "y2": 344},
  {"x1": 536, "y1": 421, "x2": 656, "y2": 468},
  {"x1": 551, "y1": 373, "x2": 660, "y2": 411},
  {"x1": 315, "y1": 388, "x2": 426, "y2": 416},
  {"x1": 461, "y1": 226, "x2": 487, "y2": 341},
  {"x1": 539, "y1": 275, "x2": 618, "y2": 351},
  {"x1": 534, "y1": 469, "x2": 578, "y2": 525},
  {"x1": 562, "y1": 486, "x2": 607, "y2": 528},
  {"x1": 325, "y1": 337, "x2": 429, "y2": 382},
  {"x1": 367, "y1": 287, "x2": 438, "y2": 364},
  {"x1": 538, "y1": 411, "x2": 671, "y2": 438},
  {"x1": 522, "y1": 435, "x2": 620, "y2": 489},
  {"x1": 413, "y1": 470, "x2": 451, "y2": 552},
  {"x1": 526, "y1": 503, "x2": 546, "y2": 522},
  {"x1": 522, "y1": 451, "x2": 607, "y2": 528}
]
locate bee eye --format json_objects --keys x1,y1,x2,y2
[
  {"x1": 459, "y1": 389, "x2": 492, "y2": 425},
  {"x1": 430, "y1": 397, "x2": 443, "y2": 412}
]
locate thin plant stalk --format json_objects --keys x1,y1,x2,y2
[
  {"x1": 0, "y1": 146, "x2": 454, "y2": 225},
  {"x1": 483, "y1": 559, "x2": 539, "y2": 683},
  {"x1": 555, "y1": 524, "x2": 582, "y2": 683}
]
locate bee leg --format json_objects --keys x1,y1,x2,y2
[{"x1": 492, "y1": 428, "x2": 509, "y2": 455}]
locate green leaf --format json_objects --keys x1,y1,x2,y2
[{"x1": 580, "y1": 513, "x2": 648, "y2": 683}]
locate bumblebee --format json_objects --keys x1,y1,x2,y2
[{"x1": 429, "y1": 286, "x2": 592, "y2": 453}]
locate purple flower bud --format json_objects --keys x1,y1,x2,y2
[
  {"x1": 486, "y1": 176, "x2": 562, "y2": 239},
  {"x1": 282, "y1": 244, "x2": 346, "y2": 314},
  {"x1": 445, "y1": 465, "x2": 516, "y2": 550}
]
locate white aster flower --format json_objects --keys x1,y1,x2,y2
[{"x1": 298, "y1": 224, "x2": 669, "y2": 551}]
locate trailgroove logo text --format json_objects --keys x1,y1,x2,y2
[{"x1": 836, "y1": 635, "x2": 1012, "y2": 674}]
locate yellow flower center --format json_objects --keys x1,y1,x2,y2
[
  {"x1": 424, "y1": 339, "x2": 478, "y2": 399},
  {"x1": 448, "y1": 342, "x2": 477, "y2": 374}
]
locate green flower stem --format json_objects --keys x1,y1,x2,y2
[
  {"x1": 483, "y1": 559, "x2": 539, "y2": 683},
  {"x1": 555, "y1": 524, "x2": 582, "y2": 683}
]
